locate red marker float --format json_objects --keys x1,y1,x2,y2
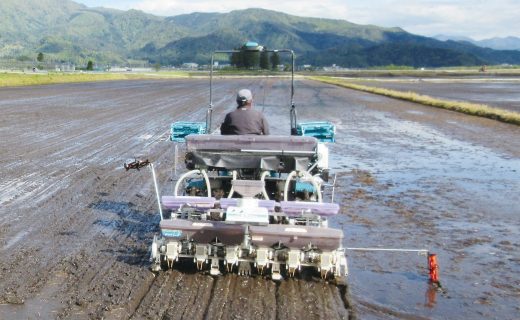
[{"x1": 428, "y1": 253, "x2": 441, "y2": 286}]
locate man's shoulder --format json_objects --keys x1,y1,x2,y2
[
  {"x1": 248, "y1": 109, "x2": 265, "y2": 117},
  {"x1": 226, "y1": 108, "x2": 266, "y2": 120}
]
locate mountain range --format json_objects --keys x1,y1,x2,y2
[
  {"x1": 1, "y1": 0, "x2": 520, "y2": 68},
  {"x1": 434, "y1": 35, "x2": 520, "y2": 51}
]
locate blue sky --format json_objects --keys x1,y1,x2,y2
[{"x1": 75, "y1": 0, "x2": 520, "y2": 40}]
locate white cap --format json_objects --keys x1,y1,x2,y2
[{"x1": 236, "y1": 89, "x2": 253, "y2": 104}]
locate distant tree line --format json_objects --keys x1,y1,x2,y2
[{"x1": 230, "y1": 44, "x2": 281, "y2": 70}]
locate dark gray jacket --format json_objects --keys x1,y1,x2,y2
[{"x1": 221, "y1": 108, "x2": 270, "y2": 135}]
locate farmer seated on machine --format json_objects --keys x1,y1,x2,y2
[{"x1": 220, "y1": 89, "x2": 270, "y2": 135}]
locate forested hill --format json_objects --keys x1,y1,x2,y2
[{"x1": 1, "y1": 0, "x2": 519, "y2": 67}]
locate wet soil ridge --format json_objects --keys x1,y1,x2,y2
[{"x1": 310, "y1": 76, "x2": 520, "y2": 126}]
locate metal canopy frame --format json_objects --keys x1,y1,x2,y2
[{"x1": 206, "y1": 46, "x2": 297, "y2": 135}]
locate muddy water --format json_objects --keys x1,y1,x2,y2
[
  {"x1": 0, "y1": 78, "x2": 519, "y2": 319},
  {"x1": 345, "y1": 77, "x2": 520, "y2": 112},
  {"x1": 282, "y1": 80, "x2": 519, "y2": 319},
  {"x1": 331, "y1": 113, "x2": 519, "y2": 319}
]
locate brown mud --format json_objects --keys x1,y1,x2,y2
[{"x1": 1, "y1": 78, "x2": 519, "y2": 319}]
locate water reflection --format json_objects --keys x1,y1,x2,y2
[{"x1": 424, "y1": 284, "x2": 438, "y2": 308}]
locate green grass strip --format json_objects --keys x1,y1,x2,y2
[
  {"x1": 0, "y1": 71, "x2": 191, "y2": 87},
  {"x1": 309, "y1": 76, "x2": 520, "y2": 126}
]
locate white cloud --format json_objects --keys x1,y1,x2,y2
[{"x1": 342, "y1": 0, "x2": 520, "y2": 39}]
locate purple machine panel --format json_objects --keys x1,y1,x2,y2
[
  {"x1": 162, "y1": 196, "x2": 216, "y2": 210},
  {"x1": 160, "y1": 219, "x2": 244, "y2": 245},
  {"x1": 219, "y1": 198, "x2": 276, "y2": 211},
  {"x1": 280, "y1": 201, "x2": 339, "y2": 217},
  {"x1": 249, "y1": 224, "x2": 343, "y2": 251}
]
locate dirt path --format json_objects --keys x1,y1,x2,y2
[{"x1": 0, "y1": 79, "x2": 518, "y2": 319}]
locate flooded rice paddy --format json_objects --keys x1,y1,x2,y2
[
  {"x1": 0, "y1": 78, "x2": 519, "y2": 319},
  {"x1": 346, "y1": 77, "x2": 520, "y2": 112}
]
